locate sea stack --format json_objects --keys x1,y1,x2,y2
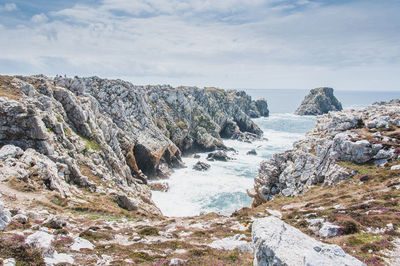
[{"x1": 295, "y1": 87, "x2": 342, "y2": 115}]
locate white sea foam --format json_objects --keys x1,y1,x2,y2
[{"x1": 152, "y1": 113, "x2": 316, "y2": 217}]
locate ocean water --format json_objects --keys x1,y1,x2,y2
[
  {"x1": 152, "y1": 114, "x2": 316, "y2": 217},
  {"x1": 243, "y1": 89, "x2": 400, "y2": 113},
  {"x1": 152, "y1": 89, "x2": 400, "y2": 217}
]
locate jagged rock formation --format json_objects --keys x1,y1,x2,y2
[
  {"x1": 193, "y1": 161, "x2": 211, "y2": 171},
  {"x1": 250, "y1": 101, "x2": 400, "y2": 205},
  {"x1": 252, "y1": 216, "x2": 364, "y2": 266},
  {"x1": 146, "y1": 86, "x2": 268, "y2": 151},
  {"x1": 0, "y1": 75, "x2": 267, "y2": 215},
  {"x1": 295, "y1": 87, "x2": 342, "y2": 116}
]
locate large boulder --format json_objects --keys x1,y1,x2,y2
[
  {"x1": 252, "y1": 216, "x2": 364, "y2": 266},
  {"x1": 207, "y1": 150, "x2": 231, "y2": 162},
  {"x1": 193, "y1": 161, "x2": 211, "y2": 171},
  {"x1": 295, "y1": 87, "x2": 342, "y2": 116},
  {"x1": 0, "y1": 200, "x2": 11, "y2": 231},
  {"x1": 114, "y1": 194, "x2": 139, "y2": 211},
  {"x1": 256, "y1": 99, "x2": 269, "y2": 117}
]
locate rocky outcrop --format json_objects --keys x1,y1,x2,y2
[
  {"x1": 207, "y1": 150, "x2": 231, "y2": 161},
  {"x1": 146, "y1": 86, "x2": 268, "y2": 150},
  {"x1": 252, "y1": 216, "x2": 364, "y2": 266},
  {"x1": 295, "y1": 87, "x2": 342, "y2": 116},
  {"x1": 251, "y1": 101, "x2": 400, "y2": 205},
  {"x1": 0, "y1": 75, "x2": 266, "y2": 215},
  {"x1": 193, "y1": 161, "x2": 211, "y2": 171}
]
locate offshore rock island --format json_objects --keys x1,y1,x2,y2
[
  {"x1": 0, "y1": 74, "x2": 399, "y2": 265},
  {"x1": 295, "y1": 87, "x2": 343, "y2": 116}
]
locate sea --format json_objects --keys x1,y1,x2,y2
[{"x1": 152, "y1": 89, "x2": 400, "y2": 217}]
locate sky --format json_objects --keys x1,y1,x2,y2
[{"x1": 0, "y1": 0, "x2": 399, "y2": 91}]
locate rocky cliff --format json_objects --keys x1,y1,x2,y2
[
  {"x1": 0, "y1": 75, "x2": 268, "y2": 215},
  {"x1": 250, "y1": 101, "x2": 400, "y2": 205},
  {"x1": 295, "y1": 87, "x2": 343, "y2": 115}
]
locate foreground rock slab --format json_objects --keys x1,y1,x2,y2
[{"x1": 252, "y1": 216, "x2": 364, "y2": 266}]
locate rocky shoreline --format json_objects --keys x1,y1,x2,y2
[
  {"x1": 251, "y1": 100, "x2": 400, "y2": 205},
  {"x1": 0, "y1": 75, "x2": 268, "y2": 216},
  {"x1": 1, "y1": 75, "x2": 399, "y2": 265}
]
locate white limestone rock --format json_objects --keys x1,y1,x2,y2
[
  {"x1": 44, "y1": 251, "x2": 74, "y2": 265},
  {"x1": 391, "y1": 165, "x2": 400, "y2": 171},
  {"x1": 265, "y1": 208, "x2": 282, "y2": 219},
  {"x1": 3, "y1": 258, "x2": 16, "y2": 266},
  {"x1": 319, "y1": 222, "x2": 341, "y2": 238},
  {"x1": 70, "y1": 237, "x2": 94, "y2": 251},
  {"x1": 26, "y1": 231, "x2": 55, "y2": 256},
  {"x1": 0, "y1": 200, "x2": 11, "y2": 231},
  {"x1": 209, "y1": 234, "x2": 253, "y2": 253},
  {"x1": 252, "y1": 216, "x2": 365, "y2": 266}
]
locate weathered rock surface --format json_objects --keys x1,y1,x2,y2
[
  {"x1": 252, "y1": 101, "x2": 400, "y2": 205},
  {"x1": 193, "y1": 161, "x2": 211, "y2": 171},
  {"x1": 0, "y1": 200, "x2": 11, "y2": 231},
  {"x1": 147, "y1": 86, "x2": 268, "y2": 150},
  {"x1": 207, "y1": 150, "x2": 231, "y2": 161},
  {"x1": 148, "y1": 181, "x2": 170, "y2": 192},
  {"x1": 0, "y1": 75, "x2": 267, "y2": 216},
  {"x1": 295, "y1": 87, "x2": 342, "y2": 116},
  {"x1": 208, "y1": 234, "x2": 253, "y2": 253},
  {"x1": 247, "y1": 149, "x2": 257, "y2": 155},
  {"x1": 252, "y1": 216, "x2": 364, "y2": 266},
  {"x1": 114, "y1": 194, "x2": 139, "y2": 211}
]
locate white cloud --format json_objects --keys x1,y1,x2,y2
[
  {"x1": 0, "y1": 0, "x2": 399, "y2": 91},
  {"x1": 0, "y1": 3, "x2": 17, "y2": 11},
  {"x1": 31, "y1": 13, "x2": 49, "y2": 24}
]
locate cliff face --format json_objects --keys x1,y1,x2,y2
[
  {"x1": 0, "y1": 75, "x2": 268, "y2": 214},
  {"x1": 250, "y1": 101, "x2": 400, "y2": 206},
  {"x1": 147, "y1": 86, "x2": 266, "y2": 152},
  {"x1": 295, "y1": 87, "x2": 342, "y2": 116}
]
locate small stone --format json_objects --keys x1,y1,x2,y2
[
  {"x1": 132, "y1": 236, "x2": 141, "y2": 242},
  {"x1": 386, "y1": 223, "x2": 394, "y2": 230},
  {"x1": 43, "y1": 216, "x2": 66, "y2": 229},
  {"x1": 319, "y1": 222, "x2": 341, "y2": 238},
  {"x1": 247, "y1": 149, "x2": 257, "y2": 155},
  {"x1": 265, "y1": 208, "x2": 282, "y2": 219},
  {"x1": 169, "y1": 258, "x2": 187, "y2": 265},
  {"x1": 359, "y1": 175, "x2": 370, "y2": 182},
  {"x1": 391, "y1": 165, "x2": 400, "y2": 171},
  {"x1": 12, "y1": 214, "x2": 28, "y2": 224},
  {"x1": 313, "y1": 246, "x2": 321, "y2": 252},
  {"x1": 3, "y1": 258, "x2": 16, "y2": 266},
  {"x1": 71, "y1": 237, "x2": 94, "y2": 251}
]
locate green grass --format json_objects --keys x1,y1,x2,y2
[
  {"x1": 347, "y1": 234, "x2": 383, "y2": 247},
  {"x1": 82, "y1": 137, "x2": 103, "y2": 151}
]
